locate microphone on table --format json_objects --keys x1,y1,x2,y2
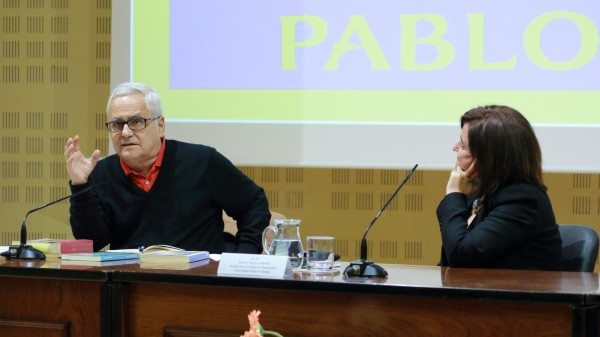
[
  {"x1": 1, "y1": 181, "x2": 107, "y2": 260},
  {"x1": 344, "y1": 164, "x2": 418, "y2": 278}
]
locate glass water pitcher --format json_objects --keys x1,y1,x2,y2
[{"x1": 262, "y1": 219, "x2": 304, "y2": 269}]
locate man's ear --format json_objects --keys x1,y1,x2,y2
[{"x1": 158, "y1": 116, "x2": 166, "y2": 136}]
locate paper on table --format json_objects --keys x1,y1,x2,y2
[{"x1": 107, "y1": 248, "x2": 140, "y2": 254}]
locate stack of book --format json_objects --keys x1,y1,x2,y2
[
  {"x1": 139, "y1": 259, "x2": 210, "y2": 270},
  {"x1": 60, "y1": 252, "x2": 140, "y2": 267},
  {"x1": 12, "y1": 239, "x2": 93, "y2": 258},
  {"x1": 59, "y1": 244, "x2": 210, "y2": 268},
  {"x1": 140, "y1": 250, "x2": 209, "y2": 264}
]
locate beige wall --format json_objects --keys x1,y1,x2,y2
[
  {"x1": 244, "y1": 168, "x2": 600, "y2": 267},
  {"x1": 1, "y1": 0, "x2": 110, "y2": 242},
  {"x1": 1, "y1": 1, "x2": 599, "y2": 269}
]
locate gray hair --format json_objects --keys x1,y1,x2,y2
[{"x1": 106, "y1": 82, "x2": 163, "y2": 117}]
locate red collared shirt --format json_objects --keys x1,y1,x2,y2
[{"x1": 120, "y1": 137, "x2": 166, "y2": 192}]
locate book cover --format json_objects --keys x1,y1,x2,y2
[
  {"x1": 140, "y1": 259, "x2": 210, "y2": 270},
  {"x1": 140, "y1": 250, "x2": 209, "y2": 264},
  {"x1": 60, "y1": 258, "x2": 140, "y2": 268},
  {"x1": 58, "y1": 239, "x2": 94, "y2": 254},
  {"x1": 60, "y1": 252, "x2": 140, "y2": 262}
]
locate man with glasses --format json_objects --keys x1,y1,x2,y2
[{"x1": 64, "y1": 82, "x2": 270, "y2": 253}]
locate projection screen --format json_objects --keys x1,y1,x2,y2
[{"x1": 111, "y1": 0, "x2": 600, "y2": 172}]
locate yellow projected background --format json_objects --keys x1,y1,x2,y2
[{"x1": 133, "y1": 1, "x2": 600, "y2": 124}]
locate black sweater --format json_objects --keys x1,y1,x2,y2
[
  {"x1": 437, "y1": 182, "x2": 562, "y2": 271},
  {"x1": 69, "y1": 140, "x2": 270, "y2": 253}
]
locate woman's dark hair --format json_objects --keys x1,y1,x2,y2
[{"x1": 461, "y1": 105, "x2": 547, "y2": 199}]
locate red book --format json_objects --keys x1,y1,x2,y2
[{"x1": 57, "y1": 239, "x2": 94, "y2": 254}]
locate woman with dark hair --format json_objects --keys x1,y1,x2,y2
[{"x1": 437, "y1": 105, "x2": 562, "y2": 270}]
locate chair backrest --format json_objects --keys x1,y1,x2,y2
[{"x1": 559, "y1": 224, "x2": 599, "y2": 272}]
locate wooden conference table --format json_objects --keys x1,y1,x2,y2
[{"x1": 0, "y1": 257, "x2": 599, "y2": 337}]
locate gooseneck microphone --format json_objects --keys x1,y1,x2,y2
[
  {"x1": 1, "y1": 181, "x2": 106, "y2": 260},
  {"x1": 344, "y1": 164, "x2": 418, "y2": 278}
]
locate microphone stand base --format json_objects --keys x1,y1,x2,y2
[
  {"x1": 344, "y1": 259, "x2": 388, "y2": 278},
  {"x1": 4, "y1": 245, "x2": 46, "y2": 260}
]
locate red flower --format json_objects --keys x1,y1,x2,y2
[{"x1": 241, "y1": 310, "x2": 283, "y2": 337}]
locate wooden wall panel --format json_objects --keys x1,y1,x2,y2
[
  {"x1": 0, "y1": 277, "x2": 103, "y2": 337},
  {"x1": 0, "y1": 319, "x2": 68, "y2": 337}
]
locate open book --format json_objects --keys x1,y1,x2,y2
[
  {"x1": 108, "y1": 245, "x2": 209, "y2": 264},
  {"x1": 107, "y1": 244, "x2": 184, "y2": 254}
]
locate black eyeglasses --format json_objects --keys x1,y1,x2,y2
[{"x1": 105, "y1": 116, "x2": 160, "y2": 133}]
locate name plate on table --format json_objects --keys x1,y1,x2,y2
[{"x1": 217, "y1": 253, "x2": 292, "y2": 278}]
